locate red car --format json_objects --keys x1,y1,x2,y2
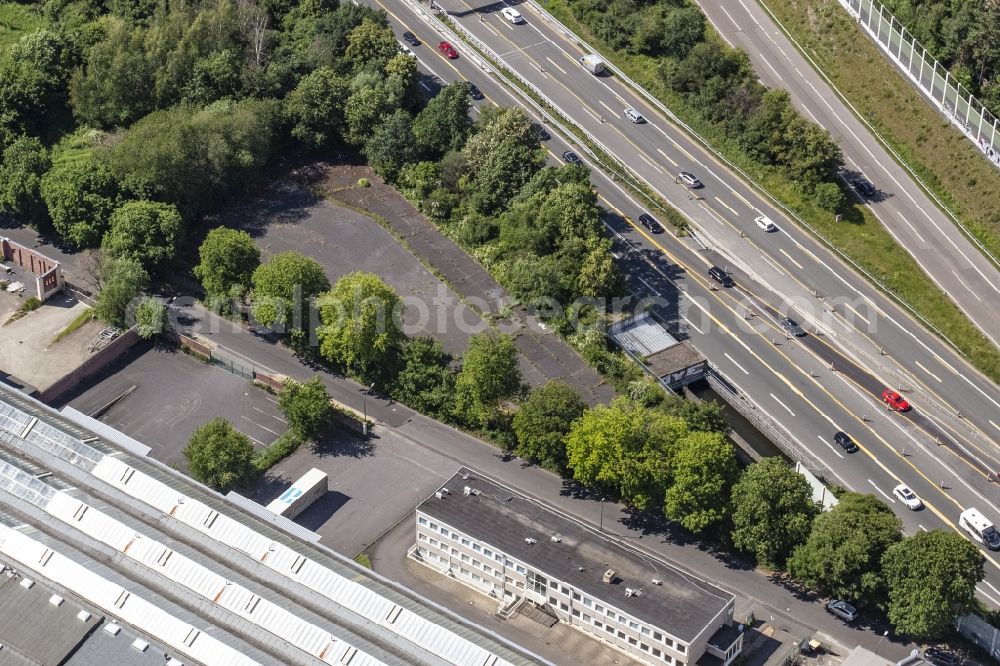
[
  {"x1": 882, "y1": 389, "x2": 910, "y2": 412},
  {"x1": 438, "y1": 41, "x2": 458, "y2": 59}
]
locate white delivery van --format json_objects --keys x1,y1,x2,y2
[
  {"x1": 580, "y1": 54, "x2": 605, "y2": 75},
  {"x1": 960, "y1": 508, "x2": 1000, "y2": 550}
]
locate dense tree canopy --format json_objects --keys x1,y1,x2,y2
[
  {"x1": 663, "y1": 431, "x2": 738, "y2": 533},
  {"x1": 393, "y1": 336, "x2": 456, "y2": 419},
  {"x1": 103, "y1": 200, "x2": 183, "y2": 271},
  {"x1": 183, "y1": 418, "x2": 257, "y2": 492},
  {"x1": 787, "y1": 492, "x2": 903, "y2": 603},
  {"x1": 882, "y1": 530, "x2": 984, "y2": 638},
  {"x1": 512, "y1": 381, "x2": 586, "y2": 472},
  {"x1": 194, "y1": 227, "x2": 261, "y2": 298},
  {"x1": 94, "y1": 256, "x2": 148, "y2": 326},
  {"x1": 250, "y1": 251, "x2": 330, "y2": 332},
  {"x1": 462, "y1": 107, "x2": 545, "y2": 213},
  {"x1": 278, "y1": 376, "x2": 332, "y2": 440},
  {"x1": 0, "y1": 135, "x2": 51, "y2": 228},
  {"x1": 730, "y1": 458, "x2": 817, "y2": 568},
  {"x1": 412, "y1": 82, "x2": 473, "y2": 158},
  {"x1": 40, "y1": 155, "x2": 120, "y2": 248},
  {"x1": 453, "y1": 331, "x2": 522, "y2": 428}
]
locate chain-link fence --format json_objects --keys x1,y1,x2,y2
[{"x1": 839, "y1": 0, "x2": 1000, "y2": 170}]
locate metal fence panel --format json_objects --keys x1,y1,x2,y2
[{"x1": 837, "y1": 0, "x2": 1000, "y2": 168}]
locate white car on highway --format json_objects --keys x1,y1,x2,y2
[
  {"x1": 893, "y1": 483, "x2": 923, "y2": 510},
  {"x1": 754, "y1": 215, "x2": 776, "y2": 232},
  {"x1": 501, "y1": 7, "x2": 524, "y2": 23}
]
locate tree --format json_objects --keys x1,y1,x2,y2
[
  {"x1": 462, "y1": 107, "x2": 545, "y2": 213},
  {"x1": 730, "y1": 458, "x2": 817, "y2": 568},
  {"x1": 664, "y1": 431, "x2": 738, "y2": 533},
  {"x1": 0, "y1": 135, "x2": 51, "y2": 228},
  {"x1": 453, "y1": 331, "x2": 522, "y2": 428},
  {"x1": 412, "y1": 82, "x2": 473, "y2": 158},
  {"x1": 0, "y1": 30, "x2": 70, "y2": 136},
  {"x1": 283, "y1": 67, "x2": 349, "y2": 147},
  {"x1": 393, "y1": 336, "x2": 456, "y2": 418},
  {"x1": 103, "y1": 200, "x2": 183, "y2": 271},
  {"x1": 278, "y1": 376, "x2": 332, "y2": 440},
  {"x1": 40, "y1": 156, "x2": 121, "y2": 248},
  {"x1": 183, "y1": 418, "x2": 256, "y2": 492},
  {"x1": 363, "y1": 110, "x2": 415, "y2": 181},
  {"x1": 814, "y1": 181, "x2": 844, "y2": 213},
  {"x1": 134, "y1": 296, "x2": 167, "y2": 339},
  {"x1": 250, "y1": 251, "x2": 329, "y2": 333},
  {"x1": 513, "y1": 381, "x2": 586, "y2": 472},
  {"x1": 194, "y1": 227, "x2": 261, "y2": 298},
  {"x1": 94, "y1": 257, "x2": 149, "y2": 327},
  {"x1": 882, "y1": 530, "x2": 984, "y2": 639},
  {"x1": 317, "y1": 272, "x2": 405, "y2": 381},
  {"x1": 345, "y1": 17, "x2": 399, "y2": 71},
  {"x1": 787, "y1": 492, "x2": 903, "y2": 602}
]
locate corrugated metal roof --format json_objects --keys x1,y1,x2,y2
[
  {"x1": 608, "y1": 311, "x2": 679, "y2": 356},
  {"x1": 0, "y1": 524, "x2": 259, "y2": 666}
]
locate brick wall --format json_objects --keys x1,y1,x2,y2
[{"x1": 39, "y1": 327, "x2": 141, "y2": 405}]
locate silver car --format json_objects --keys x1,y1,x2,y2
[
  {"x1": 826, "y1": 600, "x2": 858, "y2": 622},
  {"x1": 624, "y1": 108, "x2": 645, "y2": 124}
]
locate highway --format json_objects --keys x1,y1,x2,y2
[
  {"x1": 693, "y1": 0, "x2": 1000, "y2": 350},
  {"x1": 363, "y1": 0, "x2": 1000, "y2": 608}
]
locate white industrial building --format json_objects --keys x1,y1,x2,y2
[{"x1": 412, "y1": 469, "x2": 744, "y2": 666}]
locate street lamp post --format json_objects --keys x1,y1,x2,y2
[
  {"x1": 599, "y1": 498, "x2": 606, "y2": 533},
  {"x1": 875, "y1": 630, "x2": 889, "y2": 655},
  {"x1": 362, "y1": 382, "x2": 375, "y2": 437}
]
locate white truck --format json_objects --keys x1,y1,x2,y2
[
  {"x1": 266, "y1": 468, "x2": 328, "y2": 520},
  {"x1": 580, "y1": 53, "x2": 605, "y2": 75}
]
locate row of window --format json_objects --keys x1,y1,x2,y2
[
  {"x1": 548, "y1": 596, "x2": 678, "y2": 664},
  {"x1": 418, "y1": 516, "x2": 528, "y2": 574}
]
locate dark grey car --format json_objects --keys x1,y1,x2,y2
[{"x1": 780, "y1": 317, "x2": 806, "y2": 337}]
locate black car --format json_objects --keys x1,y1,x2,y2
[
  {"x1": 708, "y1": 266, "x2": 733, "y2": 288},
  {"x1": 533, "y1": 124, "x2": 551, "y2": 142},
  {"x1": 638, "y1": 213, "x2": 664, "y2": 234},
  {"x1": 402, "y1": 31, "x2": 420, "y2": 46},
  {"x1": 467, "y1": 83, "x2": 484, "y2": 100},
  {"x1": 780, "y1": 317, "x2": 806, "y2": 337},
  {"x1": 853, "y1": 178, "x2": 875, "y2": 197},
  {"x1": 924, "y1": 649, "x2": 958, "y2": 666},
  {"x1": 834, "y1": 431, "x2": 858, "y2": 453},
  {"x1": 562, "y1": 151, "x2": 582, "y2": 165}
]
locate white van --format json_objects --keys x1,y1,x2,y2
[{"x1": 960, "y1": 508, "x2": 1000, "y2": 550}]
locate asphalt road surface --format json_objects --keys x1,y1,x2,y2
[{"x1": 363, "y1": 0, "x2": 1000, "y2": 607}]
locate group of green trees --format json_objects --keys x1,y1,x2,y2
[
  {"x1": 566, "y1": 0, "x2": 845, "y2": 209},
  {"x1": 0, "y1": 0, "x2": 426, "y2": 323},
  {"x1": 880, "y1": 0, "x2": 1000, "y2": 117},
  {"x1": 730, "y1": 458, "x2": 984, "y2": 639}
]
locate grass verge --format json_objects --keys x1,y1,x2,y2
[
  {"x1": 536, "y1": 0, "x2": 1000, "y2": 385},
  {"x1": 354, "y1": 552, "x2": 372, "y2": 569},
  {"x1": 759, "y1": 0, "x2": 1000, "y2": 264},
  {"x1": 0, "y1": 3, "x2": 45, "y2": 51},
  {"x1": 52, "y1": 308, "x2": 94, "y2": 344}
]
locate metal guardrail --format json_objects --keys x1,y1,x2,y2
[{"x1": 526, "y1": 0, "x2": 973, "y2": 363}]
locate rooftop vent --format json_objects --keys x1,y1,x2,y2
[
  {"x1": 463, "y1": 486, "x2": 472, "y2": 496},
  {"x1": 461, "y1": 473, "x2": 470, "y2": 480},
  {"x1": 77, "y1": 610, "x2": 91, "y2": 622},
  {"x1": 49, "y1": 594, "x2": 64, "y2": 606},
  {"x1": 625, "y1": 588, "x2": 636, "y2": 598},
  {"x1": 577, "y1": 566, "x2": 585, "y2": 572},
  {"x1": 550, "y1": 536, "x2": 561, "y2": 543},
  {"x1": 651, "y1": 578, "x2": 662, "y2": 586},
  {"x1": 435, "y1": 492, "x2": 443, "y2": 499},
  {"x1": 524, "y1": 537, "x2": 537, "y2": 545},
  {"x1": 441, "y1": 487, "x2": 451, "y2": 495},
  {"x1": 602, "y1": 569, "x2": 616, "y2": 584}
]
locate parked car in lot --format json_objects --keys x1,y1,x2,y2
[
  {"x1": 708, "y1": 266, "x2": 733, "y2": 287},
  {"x1": 780, "y1": 317, "x2": 806, "y2": 337},
  {"x1": 678, "y1": 171, "x2": 702, "y2": 188},
  {"x1": 501, "y1": 7, "x2": 524, "y2": 23},
  {"x1": 853, "y1": 178, "x2": 875, "y2": 197},
  {"x1": 923, "y1": 648, "x2": 958, "y2": 666},
  {"x1": 638, "y1": 213, "x2": 664, "y2": 234},
  {"x1": 402, "y1": 31, "x2": 420, "y2": 46},
  {"x1": 561, "y1": 151, "x2": 581, "y2": 165},
  {"x1": 826, "y1": 600, "x2": 858, "y2": 622},
  {"x1": 893, "y1": 484, "x2": 923, "y2": 510},
  {"x1": 624, "y1": 107, "x2": 645, "y2": 124},
  {"x1": 834, "y1": 431, "x2": 858, "y2": 453},
  {"x1": 882, "y1": 389, "x2": 910, "y2": 411},
  {"x1": 754, "y1": 215, "x2": 776, "y2": 232},
  {"x1": 438, "y1": 41, "x2": 458, "y2": 58}
]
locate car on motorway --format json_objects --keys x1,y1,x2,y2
[
  {"x1": 881, "y1": 389, "x2": 910, "y2": 411},
  {"x1": 923, "y1": 648, "x2": 959, "y2": 666},
  {"x1": 562, "y1": 151, "x2": 581, "y2": 165},
  {"x1": 638, "y1": 213, "x2": 664, "y2": 234},
  {"x1": 780, "y1": 317, "x2": 806, "y2": 337},
  {"x1": 467, "y1": 83, "x2": 484, "y2": 100},
  {"x1": 754, "y1": 215, "x2": 777, "y2": 232},
  {"x1": 678, "y1": 171, "x2": 702, "y2": 188},
  {"x1": 853, "y1": 178, "x2": 875, "y2": 197},
  {"x1": 708, "y1": 266, "x2": 733, "y2": 287},
  {"x1": 833, "y1": 431, "x2": 858, "y2": 453},
  {"x1": 402, "y1": 31, "x2": 420, "y2": 46},
  {"x1": 624, "y1": 107, "x2": 645, "y2": 124},
  {"x1": 500, "y1": 7, "x2": 524, "y2": 23},
  {"x1": 533, "y1": 125, "x2": 551, "y2": 142},
  {"x1": 959, "y1": 508, "x2": 1000, "y2": 550},
  {"x1": 398, "y1": 41, "x2": 415, "y2": 57},
  {"x1": 438, "y1": 41, "x2": 458, "y2": 59},
  {"x1": 826, "y1": 600, "x2": 858, "y2": 622},
  {"x1": 892, "y1": 484, "x2": 923, "y2": 510}
]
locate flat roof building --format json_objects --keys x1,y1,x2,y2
[{"x1": 413, "y1": 469, "x2": 743, "y2": 666}]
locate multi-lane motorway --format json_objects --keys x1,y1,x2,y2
[
  {"x1": 693, "y1": 0, "x2": 1000, "y2": 349},
  {"x1": 364, "y1": 0, "x2": 1000, "y2": 607}
]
